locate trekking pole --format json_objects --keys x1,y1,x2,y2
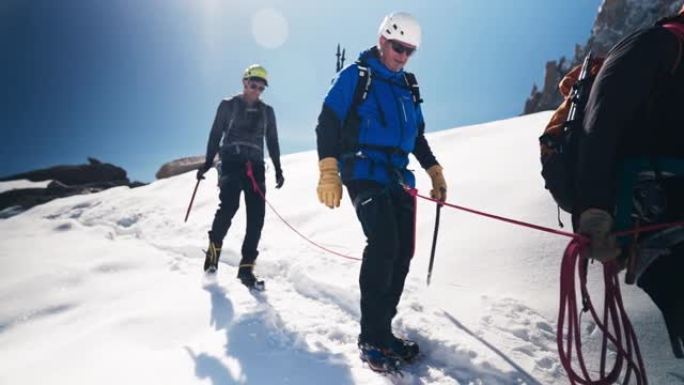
[
  {"x1": 335, "y1": 44, "x2": 347, "y2": 73},
  {"x1": 427, "y1": 202, "x2": 443, "y2": 286},
  {"x1": 336, "y1": 44, "x2": 341, "y2": 72},
  {"x1": 184, "y1": 178, "x2": 201, "y2": 222}
]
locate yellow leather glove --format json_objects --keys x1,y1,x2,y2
[
  {"x1": 426, "y1": 164, "x2": 447, "y2": 202},
  {"x1": 317, "y1": 157, "x2": 343, "y2": 209}
]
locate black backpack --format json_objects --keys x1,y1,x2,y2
[
  {"x1": 539, "y1": 21, "x2": 684, "y2": 217},
  {"x1": 539, "y1": 53, "x2": 596, "y2": 215}
]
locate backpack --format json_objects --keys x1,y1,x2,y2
[
  {"x1": 350, "y1": 61, "x2": 423, "y2": 108},
  {"x1": 539, "y1": 53, "x2": 602, "y2": 215},
  {"x1": 539, "y1": 22, "x2": 684, "y2": 216},
  {"x1": 220, "y1": 97, "x2": 269, "y2": 160},
  {"x1": 342, "y1": 60, "x2": 422, "y2": 136},
  {"x1": 338, "y1": 59, "x2": 423, "y2": 177}
]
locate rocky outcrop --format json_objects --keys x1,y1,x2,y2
[
  {"x1": 0, "y1": 158, "x2": 144, "y2": 218},
  {"x1": 524, "y1": 0, "x2": 684, "y2": 114},
  {"x1": 156, "y1": 156, "x2": 208, "y2": 179},
  {"x1": 0, "y1": 158, "x2": 129, "y2": 185}
]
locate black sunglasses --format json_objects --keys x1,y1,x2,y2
[
  {"x1": 248, "y1": 82, "x2": 266, "y2": 92},
  {"x1": 389, "y1": 40, "x2": 416, "y2": 56}
]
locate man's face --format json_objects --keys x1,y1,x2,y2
[
  {"x1": 242, "y1": 78, "x2": 266, "y2": 102},
  {"x1": 379, "y1": 36, "x2": 416, "y2": 72}
]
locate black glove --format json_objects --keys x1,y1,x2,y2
[
  {"x1": 196, "y1": 163, "x2": 211, "y2": 180},
  {"x1": 275, "y1": 169, "x2": 284, "y2": 189}
]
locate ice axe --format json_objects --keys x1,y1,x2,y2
[
  {"x1": 426, "y1": 196, "x2": 444, "y2": 286},
  {"x1": 184, "y1": 178, "x2": 202, "y2": 222}
]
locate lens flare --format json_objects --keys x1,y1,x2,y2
[{"x1": 251, "y1": 8, "x2": 288, "y2": 49}]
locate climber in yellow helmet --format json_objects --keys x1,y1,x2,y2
[{"x1": 197, "y1": 64, "x2": 283, "y2": 291}]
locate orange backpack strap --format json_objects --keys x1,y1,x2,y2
[{"x1": 558, "y1": 63, "x2": 583, "y2": 98}]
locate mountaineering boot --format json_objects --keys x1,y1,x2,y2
[
  {"x1": 388, "y1": 335, "x2": 420, "y2": 362},
  {"x1": 237, "y1": 265, "x2": 265, "y2": 291},
  {"x1": 203, "y1": 241, "x2": 221, "y2": 273},
  {"x1": 358, "y1": 339, "x2": 402, "y2": 374}
]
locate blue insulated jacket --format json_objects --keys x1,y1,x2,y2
[{"x1": 315, "y1": 47, "x2": 438, "y2": 187}]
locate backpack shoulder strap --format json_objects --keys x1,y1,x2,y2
[
  {"x1": 338, "y1": 61, "x2": 373, "y2": 176},
  {"x1": 261, "y1": 103, "x2": 268, "y2": 135},
  {"x1": 403, "y1": 72, "x2": 423, "y2": 106},
  {"x1": 224, "y1": 96, "x2": 240, "y2": 136},
  {"x1": 662, "y1": 22, "x2": 684, "y2": 75},
  {"x1": 258, "y1": 102, "x2": 271, "y2": 128},
  {"x1": 350, "y1": 60, "x2": 372, "y2": 113}
]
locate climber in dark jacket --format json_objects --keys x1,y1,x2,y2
[
  {"x1": 575, "y1": 8, "x2": 684, "y2": 358},
  {"x1": 197, "y1": 64, "x2": 284, "y2": 290}
]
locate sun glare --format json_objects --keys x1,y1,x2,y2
[{"x1": 251, "y1": 8, "x2": 289, "y2": 49}]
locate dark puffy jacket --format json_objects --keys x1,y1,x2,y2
[
  {"x1": 316, "y1": 47, "x2": 437, "y2": 187},
  {"x1": 203, "y1": 95, "x2": 281, "y2": 172},
  {"x1": 576, "y1": 16, "x2": 684, "y2": 213}
]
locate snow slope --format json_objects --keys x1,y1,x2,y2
[{"x1": 1, "y1": 112, "x2": 681, "y2": 385}]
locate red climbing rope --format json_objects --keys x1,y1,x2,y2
[
  {"x1": 557, "y1": 238, "x2": 647, "y2": 385},
  {"x1": 405, "y1": 188, "x2": 579, "y2": 239},
  {"x1": 245, "y1": 161, "x2": 361, "y2": 261},
  {"x1": 243, "y1": 162, "x2": 684, "y2": 384}
]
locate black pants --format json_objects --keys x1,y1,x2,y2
[
  {"x1": 347, "y1": 180, "x2": 416, "y2": 347},
  {"x1": 637, "y1": 243, "x2": 684, "y2": 358},
  {"x1": 209, "y1": 160, "x2": 266, "y2": 266}
]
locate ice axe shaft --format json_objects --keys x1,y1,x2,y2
[
  {"x1": 184, "y1": 179, "x2": 201, "y2": 222},
  {"x1": 427, "y1": 202, "x2": 442, "y2": 285}
]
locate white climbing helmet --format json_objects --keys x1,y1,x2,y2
[{"x1": 378, "y1": 12, "x2": 422, "y2": 48}]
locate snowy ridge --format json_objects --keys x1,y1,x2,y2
[
  {"x1": 1, "y1": 112, "x2": 682, "y2": 384},
  {"x1": 0, "y1": 179, "x2": 52, "y2": 194}
]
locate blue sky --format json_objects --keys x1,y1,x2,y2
[{"x1": 1, "y1": 0, "x2": 600, "y2": 182}]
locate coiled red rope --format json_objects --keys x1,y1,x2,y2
[
  {"x1": 410, "y1": 189, "x2": 684, "y2": 385},
  {"x1": 243, "y1": 162, "x2": 684, "y2": 384},
  {"x1": 558, "y1": 238, "x2": 647, "y2": 385}
]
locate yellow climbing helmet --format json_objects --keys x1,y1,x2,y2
[{"x1": 243, "y1": 64, "x2": 268, "y2": 86}]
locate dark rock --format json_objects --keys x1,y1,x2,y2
[
  {"x1": 0, "y1": 158, "x2": 144, "y2": 218},
  {"x1": 524, "y1": 0, "x2": 684, "y2": 114},
  {"x1": 0, "y1": 157, "x2": 127, "y2": 186},
  {"x1": 0, "y1": 188, "x2": 58, "y2": 213}
]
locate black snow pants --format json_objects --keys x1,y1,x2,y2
[
  {"x1": 347, "y1": 180, "x2": 416, "y2": 348},
  {"x1": 209, "y1": 160, "x2": 266, "y2": 267},
  {"x1": 637, "y1": 244, "x2": 684, "y2": 358}
]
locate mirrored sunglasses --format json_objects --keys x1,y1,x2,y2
[{"x1": 389, "y1": 40, "x2": 416, "y2": 56}]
